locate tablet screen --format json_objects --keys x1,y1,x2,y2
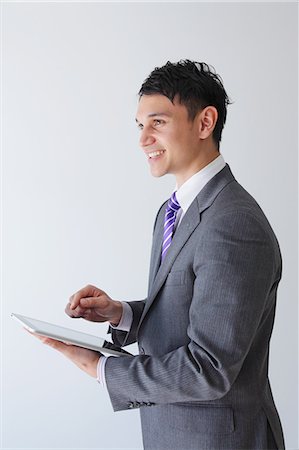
[{"x1": 11, "y1": 313, "x2": 132, "y2": 357}]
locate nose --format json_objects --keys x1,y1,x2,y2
[{"x1": 139, "y1": 127, "x2": 156, "y2": 148}]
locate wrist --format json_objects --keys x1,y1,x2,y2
[
  {"x1": 110, "y1": 301, "x2": 123, "y2": 326},
  {"x1": 87, "y1": 355, "x2": 100, "y2": 378}
]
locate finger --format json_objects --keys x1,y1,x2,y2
[
  {"x1": 80, "y1": 308, "x2": 92, "y2": 318},
  {"x1": 80, "y1": 296, "x2": 109, "y2": 309},
  {"x1": 27, "y1": 330, "x2": 67, "y2": 349},
  {"x1": 65, "y1": 303, "x2": 76, "y2": 317},
  {"x1": 65, "y1": 303, "x2": 85, "y2": 318},
  {"x1": 70, "y1": 307, "x2": 90, "y2": 319},
  {"x1": 69, "y1": 285, "x2": 103, "y2": 310},
  {"x1": 69, "y1": 307, "x2": 94, "y2": 321},
  {"x1": 69, "y1": 286, "x2": 92, "y2": 309},
  {"x1": 34, "y1": 334, "x2": 73, "y2": 352}
]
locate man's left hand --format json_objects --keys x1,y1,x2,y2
[{"x1": 28, "y1": 331, "x2": 100, "y2": 378}]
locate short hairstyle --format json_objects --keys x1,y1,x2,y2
[{"x1": 138, "y1": 59, "x2": 231, "y2": 147}]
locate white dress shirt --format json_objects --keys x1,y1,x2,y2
[{"x1": 97, "y1": 154, "x2": 226, "y2": 387}]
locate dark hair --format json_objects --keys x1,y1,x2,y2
[{"x1": 138, "y1": 60, "x2": 232, "y2": 147}]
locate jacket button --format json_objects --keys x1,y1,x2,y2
[{"x1": 127, "y1": 402, "x2": 134, "y2": 409}]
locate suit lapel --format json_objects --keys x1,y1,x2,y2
[
  {"x1": 147, "y1": 202, "x2": 166, "y2": 290},
  {"x1": 139, "y1": 164, "x2": 235, "y2": 327},
  {"x1": 152, "y1": 203, "x2": 200, "y2": 288}
]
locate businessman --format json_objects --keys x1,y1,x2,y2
[{"x1": 34, "y1": 60, "x2": 285, "y2": 449}]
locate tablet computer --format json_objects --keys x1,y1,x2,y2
[{"x1": 11, "y1": 313, "x2": 132, "y2": 357}]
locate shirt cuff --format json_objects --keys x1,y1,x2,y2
[
  {"x1": 110, "y1": 301, "x2": 133, "y2": 332},
  {"x1": 96, "y1": 356, "x2": 108, "y2": 388}
]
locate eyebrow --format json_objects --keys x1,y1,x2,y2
[{"x1": 135, "y1": 112, "x2": 172, "y2": 124}]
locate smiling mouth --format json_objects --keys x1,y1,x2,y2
[{"x1": 148, "y1": 150, "x2": 166, "y2": 159}]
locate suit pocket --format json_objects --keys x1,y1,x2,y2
[
  {"x1": 171, "y1": 404, "x2": 235, "y2": 434},
  {"x1": 164, "y1": 270, "x2": 186, "y2": 286}
]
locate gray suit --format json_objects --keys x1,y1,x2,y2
[{"x1": 106, "y1": 164, "x2": 285, "y2": 450}]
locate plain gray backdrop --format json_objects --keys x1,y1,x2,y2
[{"x1": 2, "y1": 2, "x2": 298, "y2": 449}]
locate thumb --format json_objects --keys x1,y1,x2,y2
[{"x1": 80, "y1": 297, "x2": 109, "y2": 309}]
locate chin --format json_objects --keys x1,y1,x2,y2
[
  {"x1": 150, "y1": 166, "x2": 169, "y2": 178},
  {"x1": 150, "y1": 170, "x2": 167, "y2": 178}
]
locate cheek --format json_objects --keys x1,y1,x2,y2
[
  {"x1": 172, "y1": 137, "x2": 193, "y2": 159},
  {"x1": 178, "y1": 133, "x2": 198, "y2": 156}
]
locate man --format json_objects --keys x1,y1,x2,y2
[{"x1": 34, "y1": 60, "x2": 285, "y2": 449}]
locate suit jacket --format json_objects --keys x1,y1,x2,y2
[{"x1": 105, "y1": 164, "x2": 285, "y2": 450}]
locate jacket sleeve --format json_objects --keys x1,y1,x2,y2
[
  {"x1": 109, "y1": 300, "x2": 145, "y2": 347},
  {"x1": 104, "y1": 211, "x2": 281, "y2": 412}
]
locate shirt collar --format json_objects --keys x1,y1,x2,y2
[{"x1": 175, "y1": 154, "x2": 226, "y2": 214}]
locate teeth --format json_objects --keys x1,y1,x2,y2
[{"x1": 148, "y1": 150, "x2": 165, "y2": 158}]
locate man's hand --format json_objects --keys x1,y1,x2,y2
[
  {"x1": 65, "y1": 284, "x2": 123, "y2": 326},
  {"x1": 29, "y1": 331, "x2": 100, "y2": 378}
]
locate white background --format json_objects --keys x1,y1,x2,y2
[{"x1": 1, "y1": 2, "x2": 298, "y2": 449}]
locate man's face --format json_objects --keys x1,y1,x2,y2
[{"x1": 135, "y1": 94, "x2": 203, "y2": 187}]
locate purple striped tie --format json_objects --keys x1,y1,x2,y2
[{"x1": 161, "y1": 191, "x2": 181, "y2": 262}]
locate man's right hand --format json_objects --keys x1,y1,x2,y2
[{"x1": 65, "y1": 284, "x2": 123, "y2": 326}]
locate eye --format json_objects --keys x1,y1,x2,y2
[
  {"x1": 137, "y1": 123, "x2": 144, "y2": 131},
  {"x1": 153, "y1": 119, "x2": 165, "y2": 126}
]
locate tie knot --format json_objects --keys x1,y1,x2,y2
[{"x1": 167, "y1": 191, "x2": 181, "y2": 212}]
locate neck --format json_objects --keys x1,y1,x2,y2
[{"x1": 176, "y1": 150, "x2": 220, "y2": 188}]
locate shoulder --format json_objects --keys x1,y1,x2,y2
[
  {"x1": 207, "y1": 179, "x2": 275, "y2": 235},
  {"x1": 198, "y1": 181, "x2": 281, "y2": 269}
]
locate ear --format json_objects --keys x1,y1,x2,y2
[{"x1": 198, "y1": 106, "x2": 218, "y2": 140}]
